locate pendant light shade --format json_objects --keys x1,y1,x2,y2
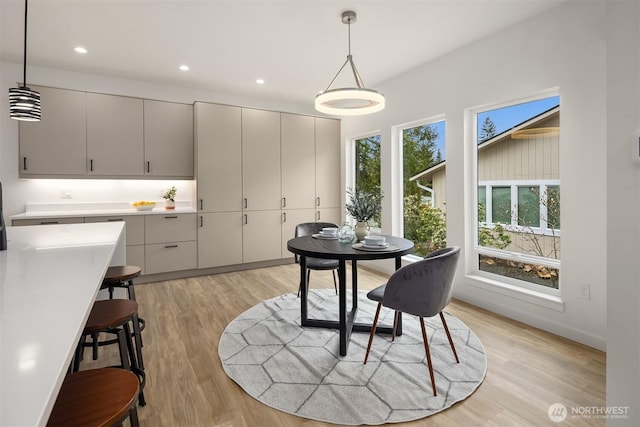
[
  {"x1": 9, "y1": 0, "x2": 41, "y2": 122},
  {"x1": 315, "y1": 11, "x2": 384, "y2": 116}
]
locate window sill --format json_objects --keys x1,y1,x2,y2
[{"x1": 464, "y1": 273, "x2": 565, "y2": 312}]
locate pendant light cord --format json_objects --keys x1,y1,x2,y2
[{"x1": 22, "y1": 0, "x2": 28, "y2": 88}]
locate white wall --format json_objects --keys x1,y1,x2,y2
[
  {"x1": 0, "y1": 62, "x2": 316, "y2": 218},
  {"x1": 342, "y1": 1, "x2": 607, "y2": 349},
  {"x1": 344, "y1": 1, "x2": 640, "y2": 423},
  {"x1": 605, "y1": 1, "x2": 640, "y2": 425}
]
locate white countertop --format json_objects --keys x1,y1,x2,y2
[
  {"x1": 10, "y1": 201, "x2": 196, "y2": 220},
  {"x1": 0, "y1": 222, "x2": 126, "y2": 427}
]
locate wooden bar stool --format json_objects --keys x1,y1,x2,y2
[
  {"x1": 47, "y1": 368, "x2": 139, "y2": 427},
  {"x1": 74, "y1": 299, "x2": 146, "y2": 406},
  {"x1": 101, "y1": 265, "x2": 146, "y2": 343}
]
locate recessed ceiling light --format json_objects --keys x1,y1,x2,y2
[
  {"x1": 179, "y1": 65, "x2": 189, "y2": 71},
  {"x1": 256, "y1": 79, "x2": 265, "y2": 84},
  {"x1": 74, "y1": 47, "x2": 87, "y2": 54}
]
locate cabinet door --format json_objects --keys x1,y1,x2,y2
[
  {"x1": 281, "y1": 114, "x2": 316, "y2": 210},
  {"x1": 242, "y1": 108, "x2": 281, "y2": 211},
  {"x1": 195, "y1": 103, "x2": 242, "y2": 212},
  {"x1": 145, "y1": 213, "x2": 197, "y2": 244},
  {"x1": 198, "y1": 212, "x2": 243, "y2": 268},
  {"x1": 19, "y1": 86, "x2": 87, "y2": 176},
  {"x1": 84, "y1": 215, "x2": 145, "y2": 246},
  {"x1": 281, "y1": 209, "x2": 316, "y2": 259},
  {"x1": 144, "y1": 100, "x2": 194, "y2": 178},
  {"x1": 86, "y1": 93, "x2": 144, "y2": 176},
  {"x1": 242, "y1": 210, "x2": 282, "y2": 263},
  {"x1": 315, "y1": 118, "x2": 341, "y2": 209},
  {"x1": 145, "y1": 241, "x2": 197, "y2": 274},
  {"x1": 316, "y1": 208, "x2": 341, "y2": 226}
]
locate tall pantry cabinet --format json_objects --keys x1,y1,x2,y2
[{"x1": 195, "y1": 101, "x2": 341, "y2": 269}]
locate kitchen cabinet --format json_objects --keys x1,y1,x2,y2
[
  {"x1": 19, "y1": 86, "x2": 87, "y2": 177},
  {"x1": 85, "y1": 215, "x2": 145, "y2": 272},
  {"x1": 198, "y1": 212, "x2": 243, "y2": 268},
  {"x1": 242, "y1": 210, "x2": 282, "y2": 263},
  {"x1": 281, "y1": 208, "x2": 316, "y2": 260},
  {"x1": 144, "y1": 100, "x2": 194, "y2": 178},
  {"x1": 12, "y1": 217, "x2": 85, "y2": 226},
  {"x1": 195, "y1": 103, "x2": 242, "y2": 213},
  {"x1": 315, "y1": 118, "x2": 341, "y2": 212},
  {"x1": 86, "y1": 93, "x2": 144, "y2": 176},
  {"x1": 144, "y1": 213, "x2": 197, "y2": 274},
  {"x1": 242, "y1": 108, "x2": 281, "y2": 211},
  {"x1": 18, "y1": 86, "x2": 194, "y2": 179},
  {"x1": 281, "y1": 113, "x2": 316, "y2": 210}
]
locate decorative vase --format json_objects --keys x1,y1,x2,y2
[
  {"x1": 165, "y1": 200, "x2": 176, "y2": 210},
  {"x1": 354, "y1": 221, "x2": 370, "y2": 241},
  {"x1": 338, "y1": 222, "x2": 355, "y2": 244}
]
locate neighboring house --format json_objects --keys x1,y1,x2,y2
[{"x1": 410, "y1": 106, "x2": 560, "y2": 259}]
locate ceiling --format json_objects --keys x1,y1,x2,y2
[{"x1": 0, "y1": 0, "x2": 565, "y2": 108}]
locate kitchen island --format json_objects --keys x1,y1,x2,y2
[{"x1": 0, "y1": 222, "x2": 125, "y2": 427}]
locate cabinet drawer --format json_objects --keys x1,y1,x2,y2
[
  {"x1": 85, "y1": 215, "x2": 145, "y2": 246},
  {"x1": 145, "y1": 241, "x2": 196, "y2": 274},
  {"x1": 12, "y1": 217, "x2": 85, "y2": 226},
  {"x1": 145, "y1": 213, "x2": 196, "y2": 244},
  {"x1": 126, "y1": 245, "x2": 145, "y2": 274}
]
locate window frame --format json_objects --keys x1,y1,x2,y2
[{"x1": 468, "y1": 91, "x2": 561, "y2": 298}]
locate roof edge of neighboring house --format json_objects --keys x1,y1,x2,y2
[{"x1": 410, "y1": 105, "x2": 560, "y2": 182}]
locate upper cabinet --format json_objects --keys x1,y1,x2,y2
[
  {"x1": 195, "y1": 103, "x2": 242, "y2": 213},
  {"x1": 281, "y1": 113, "x2": 316, "y2": 210},
  {"x1": 18, "y1": 86, "x2": 193, "y2": 179},
  {"x1": 315, "y1": 117, "x2": 341, "y2": 210},
  {"x1": 144, "y1": 100, "x2": 194, "y2": 178},
  {"x1": 87, "y1": 93, "x2": 144, "y2": 176},
  {"x1": 242, "y1": 108, "x2": 281, "y2": 211},
  {"x1": 19, "y1": 86, "x2": 87, "y2": 177}
]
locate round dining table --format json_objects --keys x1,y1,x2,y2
[{"x1": 287, "y1": 234, "x2": 414, "y2": 356}]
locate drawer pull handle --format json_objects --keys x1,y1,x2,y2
[
  {"x1": 244, "y1": 214, "x2": 248, "y2": 225},
  {"x1": 200, "y1": 216, "x2": 203, "y2": 227},
  {"x1": 41, "y1": 221, "x2": 59, "y2": 225},
  {"x1": 147, "y1": 161, "x2": 150, "y2": 173},
  {"x1": 199, "y1": 199, "x2": 203, "y2": 210},
  {"x1": 90, "y1": 159, "x2": 94, "y2": 172},
  {"x1": 283, "y1": 212, "x2": 286, "y2": 223},
  {"x1": 164, "y1": 216, "x2": 178, "y2": 219},
  {"x1": 282, "y1": 197, "x2": 286, "y2": 208},
  {"x1": 165, "y1": 244, "x2": 178, "y2": 248},
  {"x1": 107, "y1": 218, "x2": 123, "y2": 222},
  {"x1": 316, "y1": 196, "x2": 320, "y2": 207},
  {"x1": 244, "y1": 198, "x2": 248, "y2": 209}
]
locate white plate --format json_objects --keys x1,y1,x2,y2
[
  {"x1": 352, "y1": 242, "x2": 396, "y2": 251},
  {"x1": 312, "y1": 233, "x2": 338, "y2": 240}
]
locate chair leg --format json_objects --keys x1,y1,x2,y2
[
  {"x1": 440, "y1": 312, "x2": 460, "y2": 363},
  {"x1": 420, "y1": 317, "x2": 437, "y2": 396},
  {"x1": 332, "y1": 270, "x2": 338, "y2": 294},
  {"x1": 392, "y1": 311, "x2": 399, "y2": 341},
  {"x1": 364, "y1": 302, "x2": 382, "y2": 364}
]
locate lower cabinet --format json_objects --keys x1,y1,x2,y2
[
  {"x1": 145, "y1": 241, "x2": 197, "y2": 274},
  {"x1": 242, "y1": 210, "x2": 282, "y2": 263},
  {"x1": 145, "y1": 213, "x2": 197, "y2": 274},
  {"x1": 85, "y1": 215, "x2": 145, "y2": 273},
  {"x1": 198, "y1": 212, "x2": 243, "y2": 268},
  {"x1": 281, "y1": 209, "x2": 316, "y2": 260}
]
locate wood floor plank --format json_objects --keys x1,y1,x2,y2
[{"x1": 78, "y1": 263, "x2": 605, "y2": 426}]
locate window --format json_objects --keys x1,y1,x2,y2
[
  {"x1": 474, "y1": 95, "x2": 560, "y2": 292},
  {"x1": 399, "y1": 119, "x2": 446, "y2": 256},
  {"x1": 354, "y1": 134, "x2": 381, "y2": 226}
]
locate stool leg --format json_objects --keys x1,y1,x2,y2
[
  {"x1": 129, "y1": 405, "x2": 140, "y2": 427},
  {"x1": 126, "y1": 279, "x2": 137, "y2": 301},
  {"x1": 91, "y1": 332, "x2": 100, "y2": 360},
  {"x1": 131, "y1": 314, "x2": 145, "y2": 367},
  {"x1": 124, "y1": 321, "x2": 146, "y2": 406},
  {"x1": 116, "y1": 328, "x2": 131, "y2": 371}
]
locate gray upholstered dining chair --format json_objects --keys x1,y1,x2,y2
[
  {"x1": 294, "y1": 222, "x2": 339, "y2": 297},
  {"x1": 363, "y1": 246, "x2": 461, "y2": 396}
]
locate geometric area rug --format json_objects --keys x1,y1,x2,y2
[{"x1": 218, "y1": 289, "x2": 487, "y2": 425}]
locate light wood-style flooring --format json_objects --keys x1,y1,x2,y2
[{"x1": 80, "y1": 263, "x2": 605, "y2": 426}]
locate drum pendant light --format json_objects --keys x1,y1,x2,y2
[
  {"x1": 315, "y1": 11, "x2": 384, "y2": 116},
  {"x1": 9, "y1": 0, "x2": 41, "y2": 121}
]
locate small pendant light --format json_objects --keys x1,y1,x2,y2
[{"x1": 9, "y1": 0, "x2": 41, "y2": 122}]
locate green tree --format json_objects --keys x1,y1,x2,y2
[
  {"x1": 479, "y1": 117, "x2": 497, "y2": 142},
  {"x1": 403, "y1": 124, "x2": 439, "y2": 200},
  {"x1": 355, "y1": 135, "x2": 381, "y2": 196},
  {"x1": 403, "y1": 194, "x2": 447, "y2": 256}
]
